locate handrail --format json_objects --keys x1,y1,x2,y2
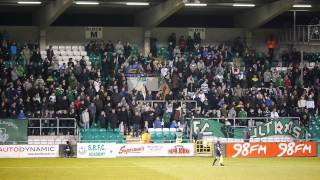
[
  {"x1": 186, "y1": 117, "x2": 301, "y2": 127},
  {"x1": 28, "y1": 118, "x2": 77, "y2": 136},
  {"x1": 280, "y1": 25, "x2": 320, "y2": 43}
]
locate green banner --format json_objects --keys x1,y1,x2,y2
[
  {"x1": 192, "y1": 118, "x2": 307, "y2": 139},
  {"x1": 318, "y1": 143, "x2": 320, "y2": 157},
  {"x1": 192, "y1": 119, "x2": 243, "y2": 138},
  {"x1": 0, "y1": 119, "x2": 28, "y2": 144},
  {"x1": 249, "y1": 118, "x2": 307, "y2": 139}
]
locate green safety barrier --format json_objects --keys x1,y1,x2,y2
[{"x1": 0, "y1": 119, "x2": 28, "y2": 144}]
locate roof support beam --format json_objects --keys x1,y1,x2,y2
[
  {"x1": 235, "y1": 0, "x2": 295, "y2": 29},
  {"x1": 33, "y1": 0, "x2": 74, "y2": 28},
  {"x1": 135, "y1": 0, "x2": 184, "y2": 29}
]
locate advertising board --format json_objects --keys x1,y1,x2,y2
[
  {"x1": 0, "y1": 145, "x2": 59, "y2": 158},
  {"x1": 77, "y1": 143, "x2": 116, "y2": 158},
  {"x1": 226, "y1": 142, "x2": 317, "y2": 158},
  {"x1": 116, "y1": 143, "x2": 194, "y2": 157}
]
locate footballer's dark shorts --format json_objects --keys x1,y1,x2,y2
[{"x1": 216, "y1": 150, "x2": 221, "y2": 157}]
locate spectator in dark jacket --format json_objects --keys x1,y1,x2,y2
[
  {"x1": 97, "y1": 111, "x2": 106, "y2": 128},
  {"x1": 132, "y1": 111, "x2": 141, "y2": 137},
  {"x1": 109, "y1": 109, "x2": 119, "y2": 131}
]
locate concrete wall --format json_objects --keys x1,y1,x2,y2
[
  {"x1": 46, "y1": 27, "x2": 144, "y2": 47},
  {"x1": 0, "y1": 26, "x2": 39, "y2": 43},
  {"x1": 1, "y1": 26, "x2": 317, "y2": 54},
  {"x1": 152, "y1": 28, "x2": 247, "y2": 47}
]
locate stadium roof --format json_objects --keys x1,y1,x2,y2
[{"x1": 0, "y1": 0, "x2": 319, "y2": 27}]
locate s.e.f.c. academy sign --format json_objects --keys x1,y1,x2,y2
[{"x1": 249, "y1": 119, "x2": 307, "y2": 139}]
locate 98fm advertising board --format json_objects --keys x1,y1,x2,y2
[{"x1": 226, "y1": 142, "x2": 317, "y2": 158}]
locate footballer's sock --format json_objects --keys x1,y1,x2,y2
[
  {"x1": 219, "y1": 156, "x2": 224, "y2": 164},
  {"x1": 212, "y1": 158, "x2": 217, "y2": 166}
]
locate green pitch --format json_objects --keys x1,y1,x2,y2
[{"x1": 0, "y1": 157, "x2": 319, "y2": 180}]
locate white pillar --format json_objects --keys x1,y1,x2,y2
[
  {"x1": 245, "y1": 31, "x2": 253, "y2": 48},
  {"x1": 39, "y1": 29, "x2": 47, "y2": 51},
  {"x1": 144, "y1": 30, "x2": 151, "y2": 57}
]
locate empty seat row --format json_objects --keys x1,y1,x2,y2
[
  {"x1": 80, "y1": 128, "x2": 125, "y2": 143},
  {"x1": 48, "y1": 45, "x2": 85, "y2": 51},
  {"x1": 41, "y1": 50, "x2": 87, "y2": 57},
  {"x1": 56, "y1": 56, "x2": 90, "y2": 62},
  {"x1": 148, "y1": 128, "x2": 181, "y2": 143},
  {"x1": 148, "y1": 128, "x2": 178, "y2": 132}
]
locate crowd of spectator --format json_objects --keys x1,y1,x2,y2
[{"x1": 0, "y1": 30, "x2": 319, "y2": 137}]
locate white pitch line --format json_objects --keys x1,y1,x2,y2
[
  {"x1": 0, "y1": 165, "x2": 205, "y2": 169},
  {"x1": 0, "y1": 164, "x2": 317, "y2": 169},
  {"x1": 0, "y1": 166, "x2": 139, "y2": 169}
]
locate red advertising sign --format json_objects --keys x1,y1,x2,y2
[
  {"x1": 168, "y1": 145, "x2": 191, "y2": 155},
  {"x1": 226, "y1": 142, "x2": 317, "y2": 158}
]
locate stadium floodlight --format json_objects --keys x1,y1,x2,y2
[
  {"x1": 75, "y1": 1, "x2": 100, "y2": 5},
  {"x1": 232, "y1": 3, "x2": 255, "y2": 7},
  {"x1": 17, "y1": 1, "x2": 42, "y2": 4},
  {"x1": 126, "y1": 2, "x2": 150, "y2": 6},
  {"x1": 185, "y1": 3, "x2": 207, "y2": 7},
  {"x1": 292, "y1": 4, "x2": 312, "y2": 8}
]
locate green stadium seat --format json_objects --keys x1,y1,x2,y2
[{"x1": 80, "y1": 128, "x2": 124, "y2": 143}]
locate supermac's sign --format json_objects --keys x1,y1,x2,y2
[
  {"x1": 0, "y1": 145, "x2": 59, "y2": 158},
  {"x1": 226, "y1": 142, "x2": 317, "y2": 158},
  {"x1": 116, "y1": 144, "x2": 194, "y2": 157}
]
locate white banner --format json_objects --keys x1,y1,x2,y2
[
  {"x1": 85, "y1": 27, "x2": 103, "y2": 39},
  {"x1": 77, "y1": 143, "x2": 116, "y2": 158},
  {"x1": 116, "y1": 143, "x2": 194, "y2": 157},
  {"x1": 0, "y1": 145, "x2": 59, "y2": 158},
  {"x1": 127, "y1": 77, "x2": 160, "y2": 92}
]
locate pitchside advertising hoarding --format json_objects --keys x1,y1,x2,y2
[
  {"x1": 77, "y1": 143, "x2": 116, "y2": 158},
  {"x1": 116, "y1": 143, "x2": 194, "y2": 157},
  {"x1": 0, "y1": 145, "x2": 59, "y2": 158},
  {"x1": 226, "y1": 142, "x2": 318, "y2": 158},
  {"x1": 76, "y1": 143, "x2": 194, "y2": 158}
]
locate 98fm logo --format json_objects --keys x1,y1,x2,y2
[
  {"x1": 231, "y1": 142, "x2": 313, "y2": 157},
  {"x1": 277, "y1": 142, "x2": 312, "y2": 157}
]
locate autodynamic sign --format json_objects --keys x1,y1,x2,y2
[
  {"x1": 116, "y1": 143, "x2": 194, "y2": 157},
  {"x1": 77, "y1": 143, "x2": 116, "y2": 158},
  {"x1": 0, "y1": 145, "x2": 59, "y2": 158},
  {"x1": 226, "y1": 142, "x2": 317, "y2": 158}
]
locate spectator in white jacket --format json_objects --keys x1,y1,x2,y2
[
  {"x1": 81, "y1": 108, "x2": 90, "y2": 129},
  {"x1": 270, "y1": 108, "x2": 279, "y2": 118}
]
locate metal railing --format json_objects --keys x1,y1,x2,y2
[
  {"x1": 280, "y1": 25, "x2": 320, "y2": 44},
  {"x1": 187, "y1": 117, "x2": 301, "y2": 127},
  {"x1": 28, "y1": 118, "x2": 77, "y2": 136},
  {"x1": 137, "y1": 100, "x2": 198, "y2": 110}
]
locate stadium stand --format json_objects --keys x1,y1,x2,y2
[{"x1": 0, "y1": 30, "x2": 319, "y2": 142}]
